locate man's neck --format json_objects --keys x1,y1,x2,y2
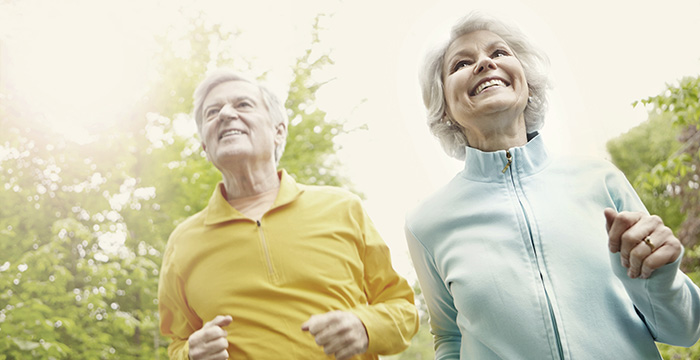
[{"x1": 220, "y1": 165, "x2": 281, "y2": 200}]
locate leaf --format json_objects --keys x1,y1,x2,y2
[{"x1": 11, "y1": 338, "x2": 40, "y2": 351}]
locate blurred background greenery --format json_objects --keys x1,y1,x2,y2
[{"x1": 0, "y1": 0, "x2": 699, "y2": 359}]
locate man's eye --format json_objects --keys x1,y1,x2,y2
[
  {"x1": 237, "y1": 101, "x2": 252, "y2": 108},
  {"x1": 205, "y1": 108, "x2": 220, "y2": 118}
]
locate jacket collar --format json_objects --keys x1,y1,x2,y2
[
  {"x1": 203, "y1": 169, "x2": 303, "y2": 225},
  {"x1": 460, "y1": 133, "x2": 550, "y2": 182}
]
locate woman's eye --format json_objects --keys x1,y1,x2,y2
[
  {"x1": 452, "y1": 60, "x2": 472, "y2": 73},
  {"x1": 492, "y1": 49, "x2": 509, "y2": 58}
]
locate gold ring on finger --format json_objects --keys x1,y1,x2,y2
[{"x1": 643, "y1": 237, "x2": 656, "y2": 252}]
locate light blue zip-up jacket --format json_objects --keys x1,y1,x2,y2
[{"x1": 405, "y1": 134, "x2": 700, "y2": 359}]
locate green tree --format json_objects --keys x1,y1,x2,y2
[
  {"x1": 606, "y1": 113, "x2": 685, "y2": 234},
  {"x1": 0, "y1": 12, "x2": 350, "y2": 360},
  {"x1": 633, "y1": 77, "x2": 700, "y2": 264}
]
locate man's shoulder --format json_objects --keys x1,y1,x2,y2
[
  {"x1": 297, "y1": 183, "x2": 361, "y2": 203},
  {"x1": 167, "y1": 208, "x2": 208, "y2": 244}
]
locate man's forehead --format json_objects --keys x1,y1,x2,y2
[{"x1": 204, "y1": 80, "x2": 262, "y2": 105}]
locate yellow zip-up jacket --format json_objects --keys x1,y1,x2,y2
[{"x1": 158, "y1": 170, "x2": 418, "y2": 359}]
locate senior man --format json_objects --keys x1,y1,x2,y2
[{"x1": 158, "y1": 69, "x2": 418, "y2": 360}]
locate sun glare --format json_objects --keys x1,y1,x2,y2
[{"x1": 1, "y1": 1, "x2": 156, "y2": 143}]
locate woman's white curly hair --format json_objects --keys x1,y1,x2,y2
[{"x1": 420, "y1": 12, "x2": 551, "y2": 159}]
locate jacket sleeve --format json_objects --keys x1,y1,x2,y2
[
  {"x1": 347, "y1": 201, "x2": 419, "y2": 356},
  {"x1": 158, "y1": 234, "x2": 201, "y2": 360},
  {"x1": 405, "y1": 224, "x2": 461, "y2": 360},
  {"x1": 606, "y1": 167, "x2": 700, "y2": 347}
]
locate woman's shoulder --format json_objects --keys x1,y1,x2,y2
[
  {"x1": 549, "y1": 152, "x2": 623, "y2": 176},
  {"x1": 405, "y1": 174, "x2": 466, "y2": 235}
]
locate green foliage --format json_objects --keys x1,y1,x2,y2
[
  {"x1": 0, "y1": 12, "x2": 350, "y2": 360},
  {"x1": 0, "y1": 105, "x2": 170, "y2": 359},
  {"x1": 606, "y1": 114, "x2": 685, "y2": 231},
  {"x1": 635, "y1": 77, "x2": 700, "y2": 130},
  {"x1": 280, "y1": 15, "x2": 348, "y2": 188},
  {"x1": 146, "y1": 12, "x2": 237, "y2": 119},
  {"x1": 607, "y1": 114, "x2": 683, "y2": 182}
]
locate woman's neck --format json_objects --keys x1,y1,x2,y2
[{"x1": 463, "y1": 113, "x2": 528, "y2": 152}]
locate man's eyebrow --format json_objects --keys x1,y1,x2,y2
[
  {"x1": 204, "y1": 95, "x2": 256, "y2": 109},
  {"x1": 229, "y1": 95, "x2": 255, "y2": 103}
]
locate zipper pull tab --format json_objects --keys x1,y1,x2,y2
[{"x1": 501, "y1": 150, "x2": 512, "y2": 173}]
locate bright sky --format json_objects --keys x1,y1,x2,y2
[{"x1": 1, "y1": 0, "x2": 699, "y2": 281}]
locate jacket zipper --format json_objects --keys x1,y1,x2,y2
[
  {"x1": 504, "y1": 151, "x2": 565, "y2": 359},
  {"x1": 256, "y1": 220, "x2": 277, "y2": 279},
  {"x1": 501, "y1": 150, "x2": 513, "y2": 173}
]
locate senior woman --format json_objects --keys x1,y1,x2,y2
[{"x1": 405, "y1": 12, "x2": 700, "y2": 360}]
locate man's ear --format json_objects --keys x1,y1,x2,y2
[
  {"x1": 201, "y1": 142, "x2": 211, "y2": 162},
  {"x1": 274, "y1": 122, "x2": 287, "y2": 146}
]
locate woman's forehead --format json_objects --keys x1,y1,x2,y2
[{"x1": 447, "y1": 30, "x2": 508, "y2": 55}]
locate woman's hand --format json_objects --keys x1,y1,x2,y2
[{"x1": 604, "y1": 208, "x2": 683, "y2": 279}]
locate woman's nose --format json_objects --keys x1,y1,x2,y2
[{"x1": 473, "y1": 57, "x2": 497, "y2": 74}]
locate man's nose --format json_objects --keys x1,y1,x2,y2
[{"x1": 218, "y1": 103, "x2": 239, "y2": 120}]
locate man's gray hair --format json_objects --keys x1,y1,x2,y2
[
  {"x1": 193, "y1": 69, "x2": 289, "y2": 164},
  {"x1": 420, "y1": 12, "x2": 551, "y2": 160}
]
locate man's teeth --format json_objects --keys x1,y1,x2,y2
[
  {"x1": 220, "y1": 130, "x2": 243, "y2": 139},
  {"x1": 475, "y1": 79, "x2": 506, "y2": 95}
]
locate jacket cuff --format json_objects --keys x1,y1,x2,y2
[{"x1": 349, "y1": 303, "x2": 417, "y2": 355}]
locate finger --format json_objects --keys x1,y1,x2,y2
[
  {"x1": 204, "y1": 315, "x2": 233, "y2": 340},
  {"x1": 627, "y1": 240, "x2": 652, "y2": 278},
  {"x1": 336, "y1": 346, "x2": 361, "y2": 360},
  {"x1": 613, "y1": 216, "x2": 652, "y2": 268},
  {"x1": 302, "y1": 311, "x2": 339, "y2": 335},
  {"x1": 201, "y1": 325, "x2": 229, "y2": 343},
  {"x1": 639, "y1": 231, "x2": 682, "y2": 279},
  {"x1": 190, "y1": 330, "x2": 222, "y2": 349},
  {"x1": 620, "y1": 215, "x2": 665, "y2": 268},
  {"x1": 206, "y1": 315, "x2": 233, "y2": 328},
  {"x1": 206, "y1": 336, "x2": 230, "y2": 350},
  {"x1": 606, "y1": 210, "x2": 642, "y2": 254},
  {"x1": 190, "y1": 316, "x2": 232, "y2": 351},
  {"x1": 603, "y1": 208, "x2": 616, "y2": 233},
  {"x1": 206, "y1": 349, "x2": 229, "y2": 360},
  {"x1": 301, "y1": 315, "x2": 322, "y2": 334},
  {"x1": 199, "y1": 337, "x2": 230, "y2": 359},
  {"x1": 317, "y1": 313, "x2": 367, "y2": 357},
  {"x1": 189, "y1": 337, "x2": 229, "y2": 360},
  {"x1": 317, "y1": 328, "x2": 346, "y2": 353}
]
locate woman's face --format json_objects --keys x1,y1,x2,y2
[{"x1": 442, "y1": 30, "x2": 529, "y2": 133}]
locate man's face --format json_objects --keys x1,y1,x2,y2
[{"x1": 200, "y1": 80, "x2": 285, "y2": 171}]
